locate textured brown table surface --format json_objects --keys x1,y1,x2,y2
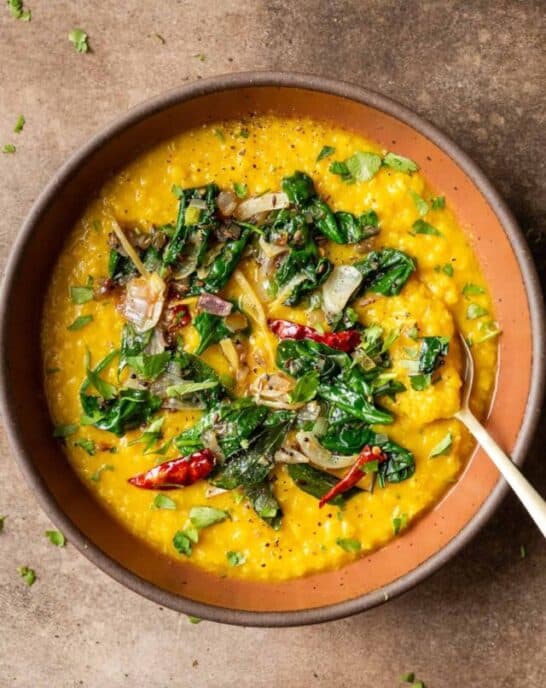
[{"x1": 0, "y1": 2, "x2": 544, "y2": 686}]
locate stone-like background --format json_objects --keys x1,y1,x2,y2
[{"x1": 0, "y1": 2, "x2": 544, "y2": 686}]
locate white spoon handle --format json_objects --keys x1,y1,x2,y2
[{"x1": 456, "y1": 408, "x2": 546, "y2": 537}]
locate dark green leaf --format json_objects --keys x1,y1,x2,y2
[
  {"x1": 418, "y1": 336, "x2": 449, "y2": 374},
  {"x1": 289, "y1": 371, "x2": 319, "y2": 403},
  {"x1": 172, "y1": 529, "x2": 197, "y2": 557},
  {"x1": 281, "y1": 171, "x2": 316, "y2": 205},
  {"x1": 431, "y1": 196, "x2": 445, "y2": 210},
  {"x1": 244, "y1": 482, "x2": 282, "y2": 529},
  {"x1": 0, "y1": 515, "x2": 6, "y2": 533},
  {"x1": 119, "y1": 325, "x2": 153, "y2": 373},
  {"x1": 392, "y1": 512, "x2": 408, "y2": 534},
  {"x1": 193, "y1": 312, "x2": 233, "y2": 355},
  {"x1": 329, "y1": 160, "x2": 352, "y2": 181},
  {"x1": 353, "y1": 248, "x2": 415, "y2": 296},
  {"x1": 287, "y1": 464, "x2": 362, "y2": 507},
  {"x1": 126, "y1": 352, "x2": 171, "y2": 381}
]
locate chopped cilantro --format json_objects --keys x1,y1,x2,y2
[
  {"x1": 429, "y1": 432, "x2": 453, "y2": 457},
  {"x1": 187, "y1": 615, "x2": 202, "y2": 624},
  {"x1": 189, "y1": 506, "x2": 229, "y2": 529},
  {"x1": 45, "y1": 530, "x2": 66, "y2": 547},
  {"x1": 336, "y1": 537, "x2": 361, "y2": 553},
  {"x1": 0, "y1": 515, "x2": 6, "y2": 533},
  {"x1": 151, "y1": 494, "x2": 177, "y2": 511},
  {"x1": 226, "y1": 550, "x2": 246, "y2": 567},
  {"x1": 412, "y1": 219, "x2": 442, "y2": 236},
  {"x1": 409, "y1": 373, "x2": 431, "y2": 391},
  {"x1": 392, "y1": 512, "x2": 408, "y2": 534},
  {"x1": 18, "y1": 566, "x2": 36, "y2": 586},
  {"x1": 431, "y1": 196, "x2": 445, "y2": 210},
  {"x1": 14, "y1": 115, "x2": 25, "y2": 133},
  {"x1": 462, "y1": 283, "x2": 485, "y2": 297},
  {"x1": 74, "y1": 437, "x2": 96, "y2": 455},
  {"x1": 70, "y1": 284, "x2": 94, "y2": 304},
  {"x1": 401, "y1": 673, "x2": 415, "y2": 683},
  {"x1": 2, "y1": 144, "x2": 16, "y2": 154},
  {"x1": 67, "y1": 314, "x2": 93, "y2": 331},
  {"x1": 383, "y1": 152, "x2": 418, "y2": 173},
  {"x1": 68, "y1": 28, "x2": 89, "y2": 54},
  {"x1": 346, "y1": 151, "x2": 382, "y2": 182},
  {"x1": 213, "y1": 128, "x2": 225, "y2": 142},
  {"x1": 316, "y1": 145, "x2": 335, "y2": 162},
  {"x1": 90, "y1": 463, "x2": 114, "y2": 482},
  {"x1": 467, "y1": 303, "x2": 488, "y2": 320},
  {"x1": 442, "y1": 263, "x2": 454, "y2": 276},
  {"x1": 233, "y1": 182, "x2": 248, "y2": 199},
  {"x1": 53, "y1": 423, "x2": 78, "y2": 438},
  {"x1": 237, "y1": 128, "x2": 249, "y2": 138},
  {"x1": 7, "y1": 0, "x2": 30, "y2": 21},
  {"x1": 408, "y1": 190, "x2": 429, "y2": 217}
]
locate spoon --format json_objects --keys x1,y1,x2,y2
[{"x1": 455, "y1": 334, "x2": 546, "y2": 536}]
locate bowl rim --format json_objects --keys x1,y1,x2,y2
[{"x1": 1, "y1": 71, "x2": 544, "y2": 627}]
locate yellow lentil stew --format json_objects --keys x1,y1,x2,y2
[{"x1": 42, "y1": 116, "x2": 499, "y2": 581}]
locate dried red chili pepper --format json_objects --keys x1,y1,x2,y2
[
  {"x1": 269, "y1": 319, "x2": 361, "y2": 353},
  {"x1": 128, "y1": 449, "x2": 215, "y2": 490},
  {"x1": 318, "y1": 445, "x2": 387, "y2": 508}
]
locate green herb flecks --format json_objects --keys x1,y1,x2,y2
[
  {"x1": 408, "y1": 190, "x2": 429, "y2": 217},
  {"x1": 0, "y1": 515, "x2": 6, "y2": 533},
  {"x1": 14, "y1": 115, "x2": 25, "y2": 133},
  {"x1": 68, "y1": 28, "x2": 90, "y2": 53},
  {"x1": 151, "y1": 494, "x2": 177, "y2": 511},
  {"x1": 383, "y1": 152, "x2": 418, "y2": 173},
  {"x1": 70, "y1": 280, "x2": 94, "y2": 304},
  {"x1": 226, "y1": 550, "x2": 246, "y2": 567},
  {"x1": 189, "y1": 506, "x2": 229, "y2": 529},
  {"x1": 429, "y1": 432, "x2": 452, "y2": 457},
  {"x1": 462, "y1": 283, "x2": 485, "y2": 297},
  {"x1": 74, "y1": 437, "x2": 96, "y2": 455},
  {"x1": 317, "y1": 145, "x2": 335, "y2": 162},
  {"x1": 467, "y1": 303, "x2": 488, "y2": 320},
  {"x1": 45, "y1": 530, "x2": 66, "y2": 547},
  {"x1": 412, "y1": 219, "x2": 442, "y2": 236},
  {"x1": 233, "y1": 182, "x2": 248, "y2": 199},
  {"x1": 392, "y1": 511, "x2": 408, "y2": 535},
  {"x1": 53, "y1": 423, "x2": 78, "y2": 438},
  {"x1": 7, "y1": 0, "x2": 30, "y2": 21},
  {"x1": 2, "y1": 144, "x2": 16, "y2": 154},
  {"x1": 90, "y1": 464, "x2": 114, "y2": 482},
  {"x1": 336, "y1": 537, "x2": 361, "y2": 553},
  {"x1": 18, "y1": 566, "x2": 36, "y2": 586},
  {"x1": 67, "y1": 314, "x2": 93, "y2": 331},
  {"x1": 431, "y1": 196, "x2": 445, "y2": 210}
]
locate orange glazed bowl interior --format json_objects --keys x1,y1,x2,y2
[{"x1": 1, "y1": 73, "x2": 544, "y2": 626}]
